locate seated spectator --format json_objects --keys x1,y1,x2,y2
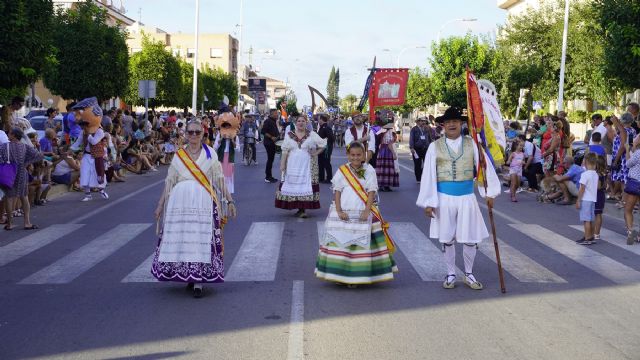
[
  {"x1": 52, "y1": 148, "x2": 81, "y2": 190},
  {"x1": 520, "y1": 134, "x2": 544, "y2": 192},
  {"x1": 548, "y1": 156, "x2": 584, "y2": 205}
]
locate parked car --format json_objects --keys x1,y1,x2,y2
[
  {"x1": 29, "y1": 115, "x2": 65, "y2": 141},
  {"x1": 25, "y1": 109, "x2": 48, "y2": 119}
]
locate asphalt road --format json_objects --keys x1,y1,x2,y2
[{"x1": 1, "y1": 143, "x2": 640, "y2": 360}]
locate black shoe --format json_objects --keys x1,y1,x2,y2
[
  {"x1": 268, "y1": 178, "x2": 278, "y2": 183},
  {"x1": 192, "y1": 286, "x2": 203, "y2": 298},
  {"x1": 186, "y1": 282, "x2": 195, "y2": 290}
]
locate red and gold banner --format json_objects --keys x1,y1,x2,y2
[{"x1": 370, "y1": 69, "x2": 409, "y2": 107}]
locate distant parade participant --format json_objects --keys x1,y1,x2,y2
[
  {"x1": 275, "y1": 115, "x2": 326, "y2": 218},
  {"x1": 213, "y1": 112, "x2": 241, "y2": 194},
  {"x1": 375, "y1": 119, "x2": 399, "y2": 191},
  {"x1": 344, "y1": 113, "x2": 376, "y2": 164},
  {"x1": 153, "y1": 119, "x2": 236, "y2": 298},
  {"x1": 317, "y1": 113, "x2": 334, "y2": 183},
  {"x1": 416, "y1": 107, "x2": 500, "y2": 290},
  {"x1": 315, "y1": 141, "x2": 397, "y2": 286},
  {"x1": 409, "y1": 117, "x2": 433, "y2": 183}
]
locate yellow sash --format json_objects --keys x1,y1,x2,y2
[
  {"x1": 176, "y1": 148, "x2": 226, "y2": 231},
  {"x1": 339, "y1": 165, "x2": 396, "y2": 253}
]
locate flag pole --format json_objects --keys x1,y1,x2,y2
[{"x1": 465, "y1": 67, "x2": 506, "y2": 294}]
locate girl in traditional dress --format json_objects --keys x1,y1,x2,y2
[
  {"x1": 275, "y1": 115, "x2": 326, "y2": 218},
  {"x1": 153, "y1": 119, "x2": 236, "y2": 298},
  {"x1": 375, "y1": 121, "x2": 399, "y2": 192},
  {"x1": 213, "y1": 131, "x2": 240, "y2": 194},
  {"x1": 315, "y1": 141, "x2": 397, "y2": 287}
]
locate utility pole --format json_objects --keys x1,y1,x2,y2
[
  {"x1": 557, "y1": 0, "x2": 570, "y2": 112},
  {"x1": 191, "y1": 0, "x2": 200, "y2": 114}
]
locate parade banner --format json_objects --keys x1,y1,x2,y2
[
  {"x1": 477, "y1": 79, "x2": 506, "y2": 166},
  {"x1": 370, "y1": 69, "x2": 409, "y2": 107}
]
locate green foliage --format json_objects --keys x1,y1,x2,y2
[
  {"x1": 405, "y1": 68, "x2": 436, "y2": 111},
  {"x1": 594, "y1": 0, "x2": 640, "y2": 90},
  {"x1": 339, "y1": 94, "x2": 358, "y2": 113},
  {"x1": 0, "y1": 0, "x2": 54, "y2": 103},
  {"x1": 277, "y1": 96, "x2": 298, "y2": 116},
  {"x1": 176, "y1": 59, "x2": 202, "y2": 111},
  {"x1": 429, "y1": 33, "x2": 497, "y2": 108},
  {"x1": 200, "y1": 64, "x2": 238, "y2": 111},
  {"x1": 326, "y1": 66, "x2": 339, "y2": 107},
  {"x1": 125, "y1": 35, "x2": 181, "y2": 108},
  {"x1": 43, "y1": 0, "x2": 128, "y2": 102},
  {"x1": 568, "y1": 110, "x2": 588, "y2": 124},
  {"x1": 591, "y1": 109, "x2": 614, "y2": 120}
]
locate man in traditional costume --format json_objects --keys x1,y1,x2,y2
[
  {"x1": 70, "y1": 97, "x2": 108, "y2": 202},
  {"x1": 344, "y1": 113, "x2": 376, "y2": 164},
  {"x1": 416, "y1": 107, "x2": 500, "y2": 290}
]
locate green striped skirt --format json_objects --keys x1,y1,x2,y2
[{"x1": 315, "y1": 221, "x2": 398, "y2": 284}]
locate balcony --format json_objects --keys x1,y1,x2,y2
[{"x1": 498, "y1": 0, "x2": 521, "y2": 9}]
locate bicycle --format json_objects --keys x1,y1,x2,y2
[{"x1": 243, "y1": 136, "x2": 256, "y2": 166}]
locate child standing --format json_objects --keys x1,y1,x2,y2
[
  {"x1": 507, "y1": 140, "x2": 525, "y2": 202},
  {"x1": 593, "y1": 154, "x2": 607, "y2": 242},
  {"x1": 576, "y1": 153, "x2": 599, "y2": 245},
  {"x1": 315, "y1": 141, "x2": 397, "y2": 287}
]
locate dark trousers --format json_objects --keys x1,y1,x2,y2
[
  {"x1": 413, "y1": 148, "x2": 427, "y2": 181},
  {"x1": 318, "y1": 147, "x2": 333, "y2": 182},
  {"x1": 524, "y1": 162, "x2": 544, "y2": 190},
  {"x1": 264, "y1": 142, "x2": 276, "y2": 179}
]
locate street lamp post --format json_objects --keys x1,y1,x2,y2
[
  {"x1": 397, "y1": 45, "x2": 428, "y2": 68},
  {"x1": 191, "y1": 0, "x2": 200, "y2": 114},
  {"x1": 436, "y1": 18, "x2": 477, "y2": 43},
  {"x1": 557, "y1": 0, "x2": 570, "y2": 112}
]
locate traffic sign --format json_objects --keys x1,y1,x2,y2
[
  {"x1": 248, "y1": 78, "x2": 267, "y2": 92},
  {"x1": 138, "y1": 80, "x2": 156, "y2": 99}
]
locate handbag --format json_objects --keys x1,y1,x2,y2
[
  {"x1": 624, "y1": 178, "x2": 640, "y2": 196},
  {"x1": 0, "y1": 143, "x2": 18, "y2": 188}
]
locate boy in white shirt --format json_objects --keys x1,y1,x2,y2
[{"x1": 576, "y1": 152, "x2": 599, "y2": 245}]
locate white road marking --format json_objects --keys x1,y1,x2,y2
[
  {"x1": 287, "y1": 280, "x2": 304, "y2": 360},
  {"x1": 225, "y1": 222, "x2": 285, "y2": 281},
  {"x1": 478, "y1": 238, "x2": 567, "y2": 283},
  {"x1": 121, "y1": 254, "x2": 155, "y2": 283},
  {"x1": 569, "y1": 225, "x2": 640, "y2": 256},
  {"x1": 388, "y1": 222, "x2": 462, "y2": 281},
  {"x1": 70, "y1": 179, "x2": 164, "y2": 224},
  {"x1": 19, "y1": 224, "x2": 152, "y2": 284},
  {"x1": 513, "y1": 224, "x2": 640, "y2": 284},
  {"x1": 0, "y1": 224, "x2": 84, "y2": 267}
]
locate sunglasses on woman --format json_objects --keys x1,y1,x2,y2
[{"x1": 187, "y1": 130, "x2": 202, "y2": 135}]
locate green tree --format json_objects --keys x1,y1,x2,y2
[
  {"x1": 594, "y1": 0, "x2": 640, "y2": 91},
  {"x1": 177, "y1": 59, "x2": 203, "y2": 112},
  {"x1": 326, "y1": 66, "x2": 338, "y2": 107},
  {"x1": 0, "y1": 0, "x2": 54, "y2": 103},
  {"x1": 405, "y1": 68, "x2": 436, "y2": 111},
  {"x1": 429, "y1": 33, "x2": 497, "y2": 108},
  {"x1": 44, "y1": 0, "x2": 128, "y2": 102},
  {"x1": 334, "y1": 68, "x2": 340, "y2": 101},
  {"x1": 125, "y1": 35, "x2": 181, "y2": 108},
  {"x1": 200, "y1": 65, "x2": 238, "y2": 111},
  {"x1": 340, "y1": 94, "x2": 358, "y2": 113}
]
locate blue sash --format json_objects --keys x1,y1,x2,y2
[{"x1": 437, "y1": 180, "x2": 474, "y2": 196}]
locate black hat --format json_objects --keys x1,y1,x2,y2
[{"x1": 435, "y1": 107, "x2": 468, "y2": 124}]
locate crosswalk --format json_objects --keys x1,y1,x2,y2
[{"x1": 2, "y1": 220, "x2": 640, "y2": 286}]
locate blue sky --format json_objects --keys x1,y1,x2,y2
[{"x1": 122, "y1": 0, "x2": 507, "y2": 107}]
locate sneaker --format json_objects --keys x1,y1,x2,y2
[
  {"x1": 254, "y1": 161, "x2": 259, "y2": 165},
  {"x1": 593, "y1": 234, "x2": 601, "y2": 241},
  {"x1": 576, "y1": 238, "x2": 594, "y2": 245},
  {"x1": 265, "y1": 178, "x2": 271, "y2": 183},
  {"x1": 575, "y1": 237, "x2": 585, "y2": 242},
  {"x1": 81, "y1": 195, "x2": 92, "y2": 202},
  {"x1": 150, "y1": 167, "x2": 158, "y2": 172},
  {"x1": 516, "y1": 187, "x2": 524, "y2": 194},
  {"x1": 100, "y1": 190, "x2": 109, "y2": 200},
  {"x1": 442, "y1": 274, "x2": 456, "y2": 289},
  {"x1": 627, "y1": 229, "x2": 637, "y2": 245},
  {"x1": 268, "y1": 178, "x2": 278, "y2": 183},
  {"x1": 463, "y1": 273, "x2": 483, "y2": 290}
]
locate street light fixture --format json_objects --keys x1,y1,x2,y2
[
  {"x1": 436, "y1": 18, "x2": 478, "y2": 43},
  {"x1": 397, "y1": 45, "x2": 428, "y2": 68}
]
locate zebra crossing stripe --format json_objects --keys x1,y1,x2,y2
[
  {"x1": 121, "y1": 254, "x2": 155, "y2": 283},
  {"x1": 388, "y1": 222, "x2": 462, "y2": 281},
  {"x1": 569, "y1": 225, "x2": 640, "y2": 257},
  {"x1": 0, "y1": 224, "x2": 85, "y2": 267},
  {"x1": 19, "y1": 224, "x2": 152, "y2": 285},
  {"x1": 512, "y1": 224, "x2": 640, "y2": 284},
  {"x1": 478, "y1": 238, "x2": 567, "y2": 283},
  {"x1": 225, "y1": 222, "x2": 285, "y2": 281}
]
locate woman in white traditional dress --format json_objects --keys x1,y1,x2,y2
[
  {"x1": 275, "y1": 115, "x2": 327, "y2": 218},
  {"x1": 153, "y1": 119, "x2": 236, "y2": 298}
]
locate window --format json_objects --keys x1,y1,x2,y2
[
  {"x1": 187, "y1": 48, "x2": 196, "y2": 58},
  {"x1": 210, "y1": 48, "x2": 223, "y2": 58}
]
